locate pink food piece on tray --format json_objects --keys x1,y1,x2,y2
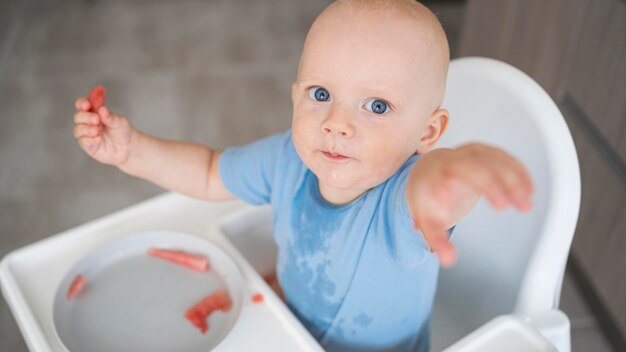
[
  {"x1": 186, "y1": 311, "x2": 209, "y2": 334},
  {"x1": 148, "y1": 248, "x2": 210, "y2": 272},
  {"x1": 87, "y1": 85, "x2": 106, "y2": 113},
  {"x1": 185, "y1": 289, "x2": 233, "y2": 334},
  {"x1": 66, "y1": 275, "x2": 87, "y2": 300},
  {"x1": 251, "y1": 293, "x2": 264, "y2": 304}
]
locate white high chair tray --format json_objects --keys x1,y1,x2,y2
[
  {"x1": 53, "y1": 231, "x2": 245, "y2": 352},
  {"x1": 0, "y1": 193, "x2": 323, "y2": 352}
]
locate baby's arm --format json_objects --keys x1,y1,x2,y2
[
  {"x1": 73, "y1": 97, "x2": 234, "y2": 201},
  {"x1": 406, "y1": 144, "x2": 534, "y2": 267}
]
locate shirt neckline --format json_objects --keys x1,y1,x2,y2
[{"x1": 308, "y1": 172, "x2": 367, "y2": 210}]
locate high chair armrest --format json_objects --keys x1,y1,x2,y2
[
  {"x1": 515, "y1": 309, "x2": 571, "y2": 352},
  {"x1": 443, "y1": 314, "x2": 558, "y2": 352}
]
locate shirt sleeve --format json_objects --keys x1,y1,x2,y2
[{"x1": 218, "y1": 131, "x2": 289, "y2": 205}]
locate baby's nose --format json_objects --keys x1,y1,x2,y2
[
  {"x1": 321, "y1": 111, "x2": 354, "y2": 138},
  {"x1": 322, "y1": 126, "x2": 350, "y2": 137}
]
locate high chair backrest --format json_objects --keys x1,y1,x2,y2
[{"x1": 434, "y1": 57, "x2": 581, "y2": 328}]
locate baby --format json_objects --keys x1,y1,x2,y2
[{"x1": 73, "y1": 0, "x2": 533, "y2": 351}]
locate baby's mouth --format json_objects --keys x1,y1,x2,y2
[{"x1": 322, "y1": 151, "x2": 349, "y2": 161}]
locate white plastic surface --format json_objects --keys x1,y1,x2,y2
[
  {"x1": 444, "y1": 315, "x2": 558, "y2": 352},
  {"x1": 432, "y1": 57, "x2": 579, "y2": 350},
  {"x1": 519, "y1": 309, "x2": 572, "y2": 352},
  {"x1": 0, "y1": 193, "x2": 323, "y2": 352},
  {"x1": 53, "y1": 231, "x2": 245, "y2": 352}
]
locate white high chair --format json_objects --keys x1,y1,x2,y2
[
  {"x1": 430, "y1": 57, "x2": 581, "y2": 351},
  {"x1": 0, "y1": 57, "x2": 580, "y2": 351}
]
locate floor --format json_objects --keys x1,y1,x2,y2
[{"x1": 0, "y1": 0, "x2": 615, "y2": 351}]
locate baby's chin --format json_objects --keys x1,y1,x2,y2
[
  {"x1": 317, "y1": 171, "x2": 357, "y2": 189},
  {"x1": 315, "y1": 168, "x2": 385, "y2": 194}
]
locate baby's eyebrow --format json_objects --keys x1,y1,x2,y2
[
  {"x1": 296, "y1": 79, "x2": 327, "y2": 87},
  {"x1": 363, "y1": 86, "x2": 401, "y2": 105}
]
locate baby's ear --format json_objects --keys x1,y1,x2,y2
[{"x1": 417, "y1": 108, "x2": 449, "y2": 154}]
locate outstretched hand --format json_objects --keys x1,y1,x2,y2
[{"x1": 407, "y1": 144, "x2": 534, "y2": 267}]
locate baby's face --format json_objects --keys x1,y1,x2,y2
[{"x1": 291, "y1": 0, "x2": 448, "y2": 204}]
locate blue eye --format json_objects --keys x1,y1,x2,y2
[
  {"x1": 308, "y1": 87, "x2": 330, "y2": 102},
  {"x1": 365, "y1": 99, "x2": 389, "y2": 114}
]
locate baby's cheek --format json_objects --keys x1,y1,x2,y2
[
  {"x1": 291, "y1": 121, "x2": 309, "y2": 148},
  {"x1": 292, "y1": 114, "x2": 316, "y2": 142},
  {"x1": 363, "y1": 150, "x2": 399, "y2": 182},
  {"x1": 366, "y1": 143, "x2": 412, "y2": 179}
]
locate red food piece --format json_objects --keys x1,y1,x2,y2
[
  {"x1": 87, "y1": 85, "x2": 106, "y2": 113},
  {"x1": 186, "y1": 311, "x2": 209, "y2": 333},
  {"x1": 185, "y1": 289, "x2": 233, "y2": 334},
  {"x1": 251, "y1": 293, "x2": 264, "y2": 303},
  {"x1": 148, "y1": 248, "x2": 210, "y2": 272},
  {"x1": 66, "y1": 275, "x2": 87, "y2": 300}
]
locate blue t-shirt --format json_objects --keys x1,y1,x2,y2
[{"x1": 219, "y1": 131, "x2": 440, "y2": 352}]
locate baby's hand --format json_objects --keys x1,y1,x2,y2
[
  {"x1": 407, "y1": 144, "x2": 534, "y2": 267},
  {"x1": 73, "y1": 95, "x2": 135, "y2": 166}
]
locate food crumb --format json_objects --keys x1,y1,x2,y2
[{"x1": 251, "y1": 293, "x2": 264, "y2": 303}]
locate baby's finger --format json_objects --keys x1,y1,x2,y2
[
  {"x1": 98, "y1": 106, "x2": 120, "y2": 128},
  {"x1": 73, "y1": 123, "x2": 100, "y2": 139},
  {"x1": 494, "y1": 160, "x2": 532, "y2": 211},
  {"x1": 446, "y1": 159, "x2": 510, "y2": 209},
  {"x1": 75, "y1": 97, "x2": 91, "y2": 111},
  {"x1": 417, "y1": 220, "x2": 457, "y2": 267},
  {"x1": 478, "y1": 155, "x2": 533, "y2": 211},
  {"x1": 73, "y1": 111, "x2": 100, "y2": 125},
  {"x1": 487, "y1": 148, "x2": 534, "y2": 195}
]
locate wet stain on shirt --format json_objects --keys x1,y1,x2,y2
[
  {"x1": 280, "y1": 172, "x2": 366, "y2": 339},
  {"x1": 353, "y1": 313, "x2": 373, "y2": 327}
]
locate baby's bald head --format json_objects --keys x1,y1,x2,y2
[
  {"x1": 298, "y1": 0, "x2": 450, "y2": 114},
  {"x1": 290, "y1": 1, "x2": 452, "y2": 200}
]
